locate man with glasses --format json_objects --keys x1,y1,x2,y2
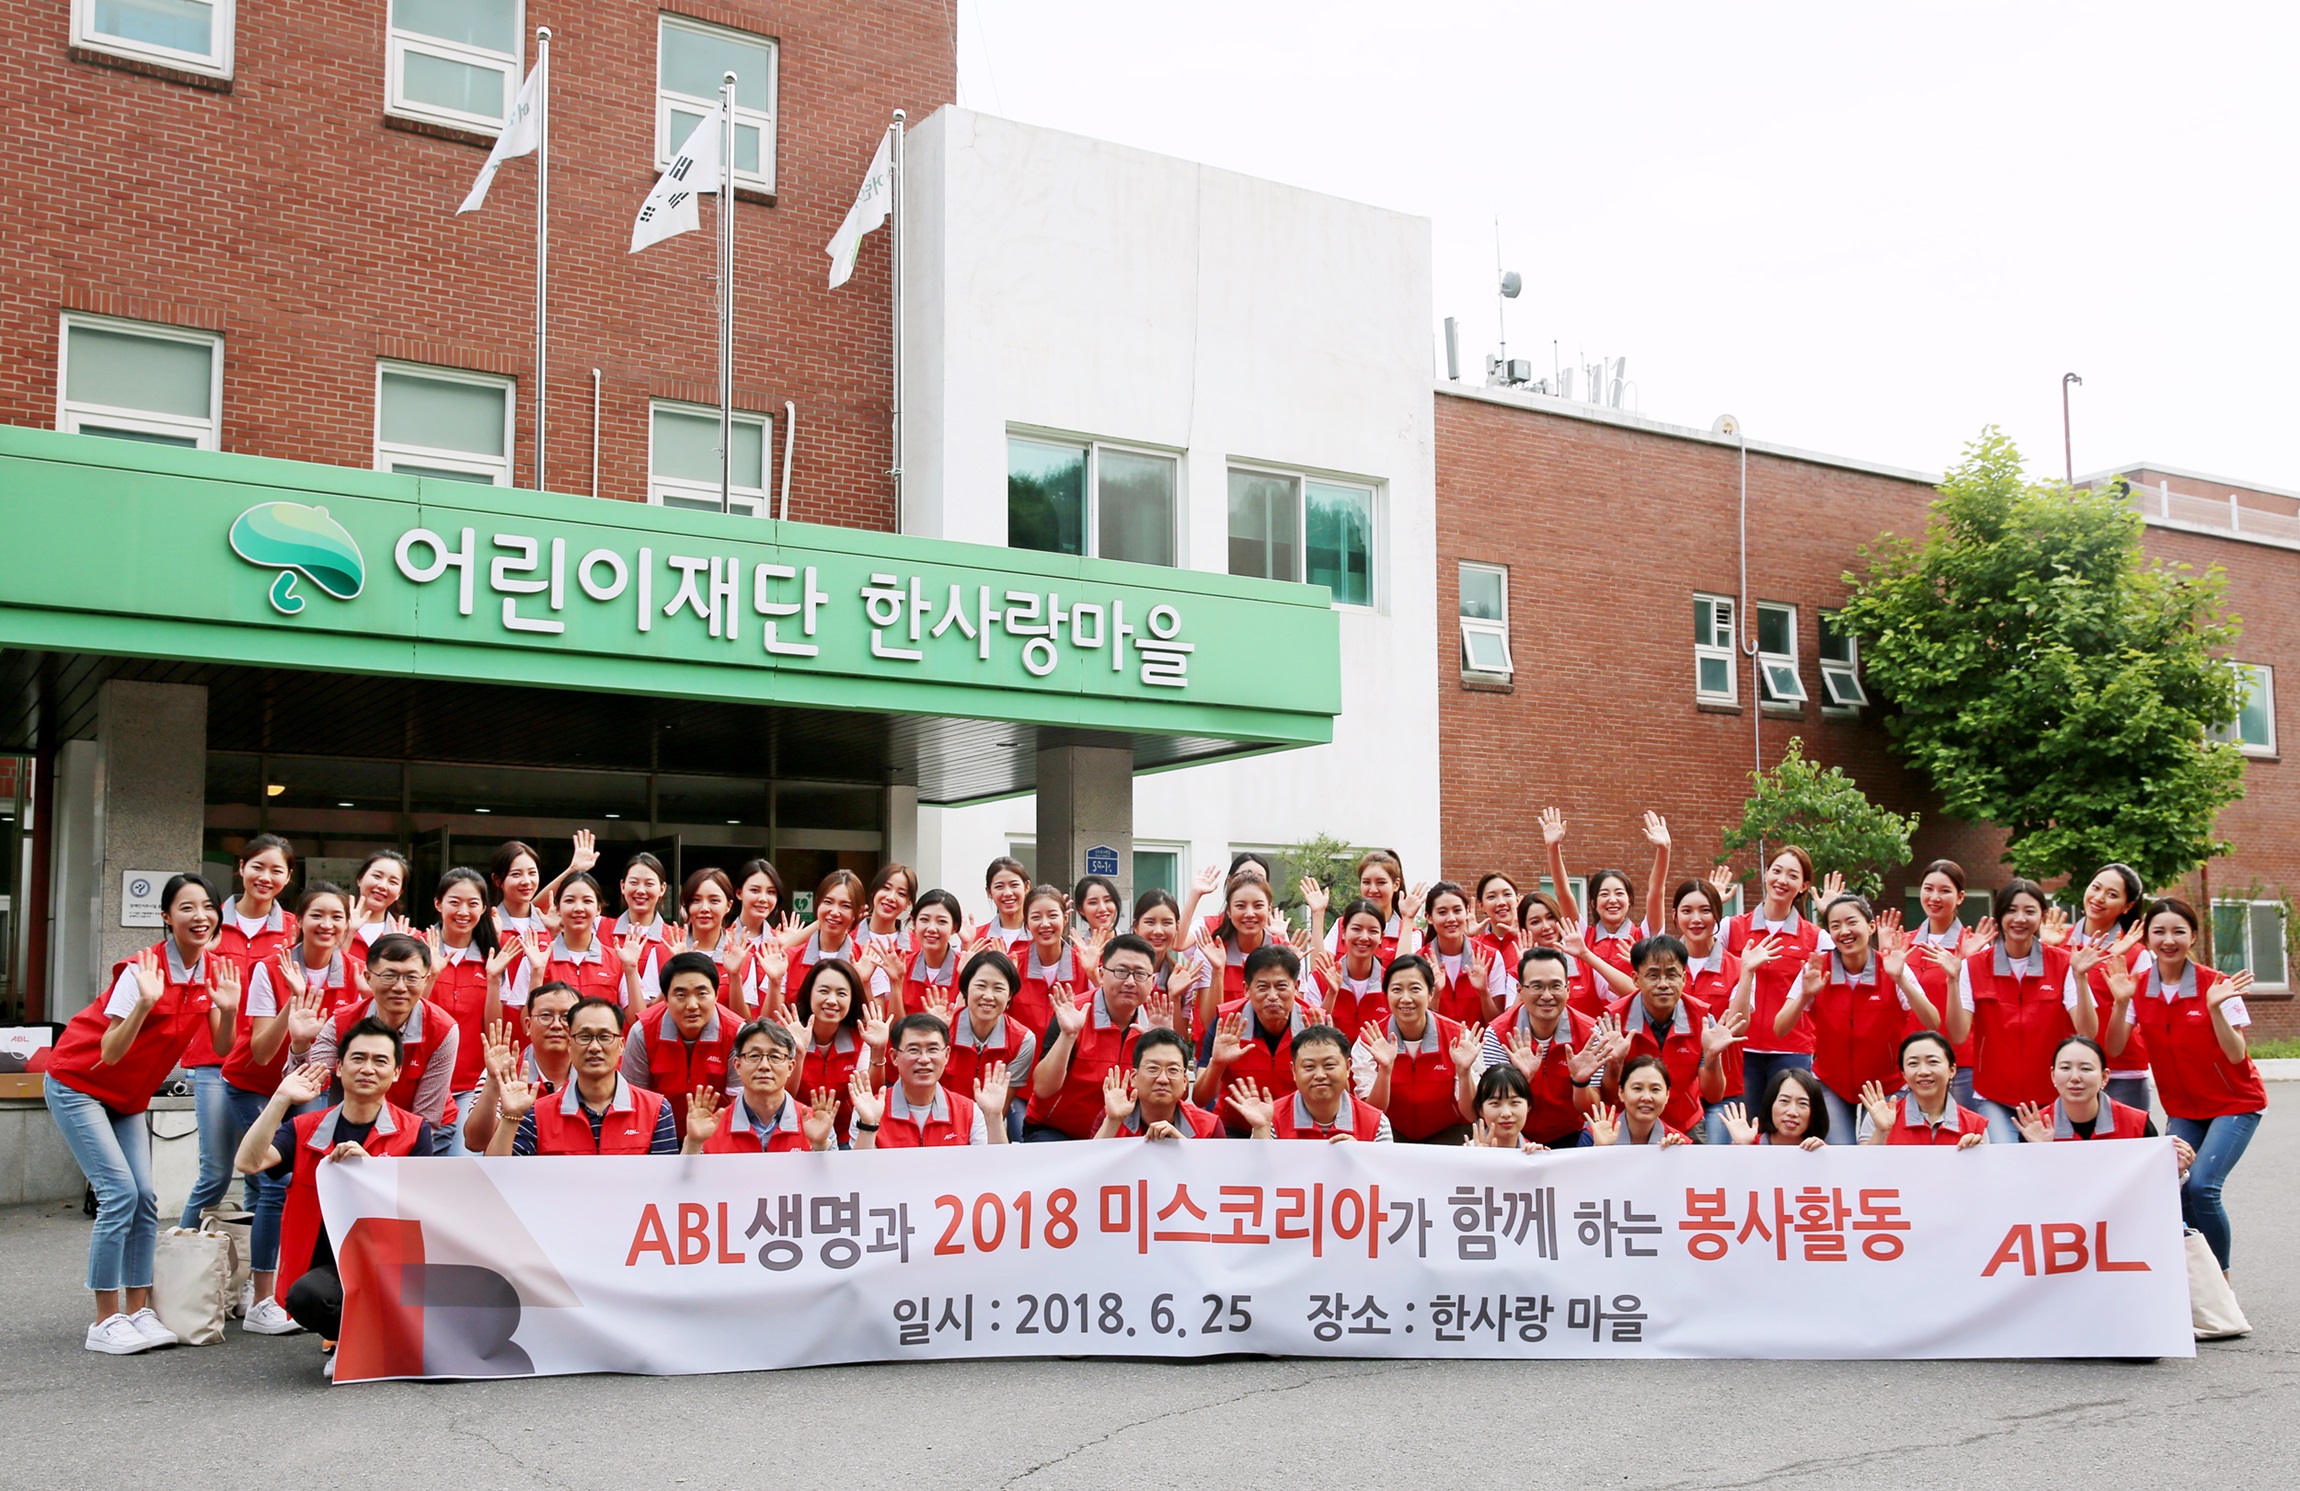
[
  {"x1": 1095, "y1": 1027, "x2": 1225, "y2": 1139},
  {"x1": 295, "y1": 932, "x2": 458, "y2": 1148},
  {"x1": 486, "y1": 997, "x2": 676, "y2": 1155},
  {"x1": 682, "y1": 1020, "x2": 836, "y2": 1153},
  {"x1": 460, "y1": 980, "x2": 579, "y2": 1153},
  {"x1": 1023, "y1": 933, "x2": 1173, "y2": 1141},
  {"x1": 851, "y1": 1013, "x2": 1010, "y2": 1148}
]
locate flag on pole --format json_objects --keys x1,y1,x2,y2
[
  {"x1": 457, "y1": 64, "x2": 543, "y2": 214},
  {"x1": 824, "y1": 133, "x2": 893, "y2": 288},
  {"x1": 630, "y1": 105, "x2": 726, "y2": 253}
]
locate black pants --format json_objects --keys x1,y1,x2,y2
[{"x1": 283, "y1": 1265, "x2": 342, "y2": 1340}]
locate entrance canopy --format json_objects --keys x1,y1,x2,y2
[{"x1": 0, "y1": 427, "x2": 1343, "y2": 802}]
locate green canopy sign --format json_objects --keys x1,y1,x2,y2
[{"x1": 0, "y1": 427, "x2": 1341, "y2": 745}]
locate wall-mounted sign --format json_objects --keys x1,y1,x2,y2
[
  {"x1": 1084, "y1": 844, "x2": 1121, "y2": 878},
  {"x1": 121, "y1": 871, "x2": 167, "y2": 928}
]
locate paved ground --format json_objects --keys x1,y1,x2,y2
[{"x1": 6, "y1": 1091, "x2": 2296, "y2": 1491}]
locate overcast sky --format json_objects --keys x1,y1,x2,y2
[{"x1": 952, "y1": 1, "x2": 2299, "y2": 491}]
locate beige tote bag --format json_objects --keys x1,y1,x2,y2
[
  {"x1": 152, "y1": 1226, "x2": 234, "y2": 1346},
  {"x1": 2187, "y1": 1228, "x2": 2251, "y2": 1340}
]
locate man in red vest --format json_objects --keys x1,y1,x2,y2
[
  {"x1": 232, "y1": 1017, "x2": 433, "y2": 1365},
  {"x1": 852, "y1": 1013, "x2": 1010, "y2": 1147},
  {"x1": 486, "y1": 998, "x2": 676, "y2": 1155}
]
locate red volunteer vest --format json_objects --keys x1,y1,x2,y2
[
  {"x1": 700, "y1": 1095, "x2": 813, "y2": 1153},
  {"x1": 2132, "y1": 964, "x2": 2268, "y2": 1120},
  {"x1": 602, "y1": 916, "x2": 671, "y2": 996},
  {"x1": 901, "y1": 947, "x2": 960, "y2": 1020},
  {"x1": 47, "y1": 944, "x2": 216, "y2": 1115},
  {"x1": 1376, "y1": 1014, "x2": 1467, "y2": 1141},
  {"x1": 792, "y1": 1028, "x2": 867, "y2": 1140},
  {"x1": 1208, "y1": 998, "x2": 1316, "y2": 1132},
  {"x1": 1965, "y1": 943, "x2": 2076, "y2": 1108},
  {"x1": 1684, "y1": 947, "x2": 1745, "y2": 1097},
  {"x1": 944, "y1": 1015, "x2": 1028, "y2": 1101},
  {"x1": 634, "y1": 999, "x2": 740, "y2": 1138},
  {"x1": 1607, "y1": 993, "x2": 1710, "y2": 1134},
  {"x1": 327, "y1": 998, "x2": 455, "y2": 1121},
  {"x1": 1312, "y1": 963, "x2": 1387, "y2": 1043},
  {"x1": 527, "y1": 1081, "x2": 670, "y2": 1155},
  {"x1": 544, "y1": 939, "x2": 627, "y2": 1006},
  {"x1": 1808, "y1": 960, "x2": 1906, "y2": 1103},
  {"x1": 1012, "y1": 944, "x2": 1080, "y2": 1048},
  {"x1": 1491, "y1": 1002, "x2": 1596, "y2": 1144},
  {"x1": 1023, "y1": 998, "x2": 1147, "y2": 1139},
  {"x1": 1273, "y1": 1092, "x2": 1389, "y2": 1141},
  {"x1": 1906, "y1": 930, "x2": 1980, "y2": 1069},
  {"x1": 197, "y1": 905, "x2": 297, "y2": 1069},
  {"x1": 875, "y1": 1087, "x2": 983, "y2": 1148},
  {"x1": 1426, "y1": 945, "x2": 1489, "y2": 1026},
  {"x1": 1725, "y1": 912, "x2": 1821, "y2": 1053},
  {"x1": 275, "y1": 1100, "x2": 424, "y2": 1298},
  {"x1": 2078, "y1": 930, "x2": 2151, "y2": 1073},
  {"x1": 2044, "y1": 1097, "x2": 2152, "y2": 1140},
  {"x1": 1112, "y1": 1102, "x2": 1227, "y2": 1139},
  {"x1": 1884, "y1": 1097, "x2": 1990, "y2": 1146},
  {"x1": 426, "y1": 946, "x2": 493, "y2": 1090},
  {"x1": 221, "y1": 950, "x2": 351, "y2": 1095}
]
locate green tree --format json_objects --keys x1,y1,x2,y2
[
  {"x1": 1837, "y1": 429, "x2": 2245, "y2": 889},
  {"x1": 1271, "y1": 833, "x2": 1361, "y2": 916},
  {"x1": 1719, "y1": 738, "x2": 1916, "y2": 900}
]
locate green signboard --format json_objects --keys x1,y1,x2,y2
[{"x1": 0, "y1": 427, "x2": 1341, "y2": 745}]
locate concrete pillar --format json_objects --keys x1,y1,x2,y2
[
  {"x1": 94, "y1": 679, "x2": 209, "y2": 989},
  {"x1": 881, "y1": 776, "x2": 920, "y2": 873},
  {"x1": 47, "y1": 738, "x2": 101, "y2": 1019},
  {"x1": 1033, "y1": 738, "x2": 1133, "y2": 909}
]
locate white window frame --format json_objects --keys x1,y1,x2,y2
[
  {"x1": 1817, "y1": 611, "x2": 1870, "y2": 711},
  {"x1": 1694, "y1": 592, "x2": 1738, "y2": 705},
  {"x1": 387, "y1": 0, "x2": 523, "y2": 133},
  {"x1": 1227, "y1": 461, "x2": 1382, "y2": 610},
  {"x1": 1756, "y1": 601, "x2": 1807, "y2": 704},
  {"x1": 647, "y1": 400, "x2": 771, "y2": 517},
  {"x1": 656, "y1": 14, "x2": 779, "y2": 194},
  {"x1": 1009, "y1": 431, "x2": 1182, "y2": 568},
  {"x1": 2214, "y1": 662, "x2": 2277, "y2": 757},
  {"x1": 1129, "y1": 841, "x2": 1187, "y2": 903},
  {"x1": 373, "y1": 361, "x2": 515, "y2": 486},
  {"x1": 71, "y1": 0, "x2": 235, "y2": 79},
  {"x1": 2212, "y1": 898, "x2": 2289, "y2": 990},
  {"x1": 1458, "y1": 561, "x2": 1512, "y2": 677},
  {"x1": 56, "y1": 314, "x2": 222, "y2": 450}
]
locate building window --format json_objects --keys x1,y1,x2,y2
[
  {"x1": 1694, "y1": 593, "x2": 1737, "y2": 704},
  {"x1": 1007, "y1": 436, "x2": 1176, "y2": 567},
  {"x1": 388, "y1": 0, "x2": 522, "y2": 132},
  {"x1": 57, "y1": 315, "x2": 221, "y2": 449},
  {"x1": 1227, "y1": 468, "x2": 1377, "y2": 607},
  {"x1": 1458, "y1": 562, "x2": 1512, "y2": 677},
  {"x1": 1818, "y1": 611, "x2": 1869, "y2": 710},
  {"x1": 72, "y1": 0, "x2": 235, "y2": 77},
  {"x1": 1756, "y1": 602, "x2": 1806, "y2": 704},
  {"x1": 649, "y1": 402, "x2": 769, "y2": 516},
  {"x1": 1902, "y1": 888, "x2": 1997, "y2": 931},
  {"x1": 1006, "y1": 838, "x2": 1037, "y2": 885},
  {"x1": 1132, "y1": 847, "x2": 1181, "y2": 900},
  {"x1": 2212, "y1": 899, "x2": 2288, "y2": 989},
  {"x1": 374, "y1": 363, "x2": 513, "y2": 485},
  {"x1": 658, "y1": 15, "x2": 778, "y2": 193},
  {"x1": 2213, "y1": 663, "x2": 2276, "y2": 756}
]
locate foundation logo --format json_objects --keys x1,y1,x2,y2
[{"x1": 227, "y1": 501, "x2": 366, "y2": 615}]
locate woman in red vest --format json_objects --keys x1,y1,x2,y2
[
  {"x1": 914, "y1": 947, "x2": 1033, "y2": 1139},
  {"x1": 1943, "y1": 879, "x2": 2102, "y2": 1143},
  {"x1": 232, "y1": 1019, "x2": 431, "y2": 1366},
  {"x1": 1467, "y1": 1064, "x2": 1537, "y2": 1150},
  {"x1": 1471, "y1": 872, "x2": 1522, "y2": 986},
  {"x1": 531, "y1": 873, "x2": 635, "y2": 1007},
  {"x1": 1717, "y1": 1066, "x2": 1832, "y2": 1149},
  {"x1": 426, "y1": 869, "x2": 526, "y2": 1158},
  {"x1": 1014, "y1": 883, "x2": 1086, "y2": 1042},
  {"x1": 682, "y1": 1019, "x2": 836, "y2": 1154},
  {"x1": 345, "y1": 849, "x2": 410, "y2": 966},
  {"x1": 1306, "y1": 898, "x2": 1391, "y2": 1041},
  {"x1": 45, "y1": 872, "x2": 238, "y2": 1355},
  {"x1": 1580, "y1": 1054, "x2": 1690, "y2": 1147},
  {"x1": 787, "y1": 957, "x2": 885, "y2": 1145},
  {"x1": 2105, "y1": 897, "x2": 2266, "y2": 1272},
  {"x1": 1771, "y1": 897, "x2": 1942, "y2": 1145},
  {"x1": 180, "y1": 834, "x2": 297, "y2": 1238},
  {"x1": 1357, "y1": 953, "x2": 1480, "y2": 1143},
  {"x1": 1857, "y1": 1031, "x2": 1989, "y2": 1147},
  {"x1": 1419, "y1": 883, "x2": 1503, "y2": 1025},
  {"x1": 1905, "y1": 859, "x2": 1982, "y2": 1109},
  {"x1": 2014, "y1": 1034, "x2": 2187, "y2": 1155},
  {"x1": 1722, "y1": 845, "x2": 1821, "y2": 1110}
]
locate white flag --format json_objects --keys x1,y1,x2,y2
[
  {"x1": 630, "y1": 104, "x2": 725, "y2": 253},
  {"x1": 457, "y1": 63, "x2": 543, "y2": 214},
  {"x1": 824, "y1": 134, "x2": 893, "y2": 288}
]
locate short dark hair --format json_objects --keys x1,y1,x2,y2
[
  {"x1": 662, "y1": 950, "x2": 721, "y2": 992},
  {"x1": 1292, "y1": 1023, "x2": 1351, "y2": 1062},
  {"x1": 1241, "y1": 943, "x2": 1301, "y2": 985},
  {"x1": 527, "y1": 979, "x2": 579, "y2": 1012},
  {"x1": 891, "y1": 1012, "x2": 951, "y2": 1049},
  {"x1": 1615, "y1": 1052, "x2": 1671, "y2": 1089},
  {"x1": 1475, "y1": 1063, "x2": 1532, "y2": 1108},
  {"x1": 1383, "y1": 952, "x2": 1436, "y2": 991},
  {"x1": 733, "y1": 1019, "x2": 797, "y2": 1060},
  {"x1": 796, "y1": 958, "x2": 866, "y2": 1031},
  {"x1": 1898, "y1": 1029, "x2": 1956, "y2": 1067},
  {"x1": 567, "y1": 996, "x2": 627, "y2": 1033},
  {"x1": 913, "y1": 888, "x2": 964, "y2": 927},
  {"x1": 1101, "y1": 932, "x2": 1156, "y2": 969},
  {"x1": 2054, "y1": 1033, "x2": 2108, "y2": 1068},
  {"x1": 959, "y1": 948, "x2": 1018, "y2": 995},
  {"x1": 367, "y1": 931, "x2": 430, "y2": 971},
  {"x1": 1133, "y1": 1027, "x2": 1191, "y2": 1067},
  {"x1": 340, "y1": 1015, "x2": 403, "y2": 1065},
  {"x1": 1756, "y1": 1067, "x2": 1830, "y2": 1142},
  {"x1": 1517, "y1": 944, "x2": 1571, "y2": 981},
  {"x1": 1629, "y1": 933, "x2": 1687, "y2": 970}
]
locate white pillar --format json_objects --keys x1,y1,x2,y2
[
  {"x1": 1033, "y1": 739, "x2": 1133, "y2": 908},
  {"x1": 881, "y1": 777, "x2": 920, "y2": 871}
]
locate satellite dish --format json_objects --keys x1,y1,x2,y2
[
  {"x1": 1712, "y1": 414, "x2": 1740, "y2": 436},
  {"x1": 1499, "y1": 271, "x2": 1522, "y2": 298}
]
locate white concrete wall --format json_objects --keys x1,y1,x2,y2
[{"x1": 902, "y1": 109, "x2": 1439, "y2": 917}]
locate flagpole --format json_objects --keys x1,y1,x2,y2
[
  {"x1": 534, "y1": 27, "x2": 551, "y2": 493},
  {"x1": 719, "y1": 71, "x2": 736, "y2": 516},
  {"x1": 889, "y1": 110, "x2": 905, "y2": 520}
]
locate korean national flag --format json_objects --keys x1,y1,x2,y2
[{"x1": 630, "y1": 104, "x2": 725, "y2": 253}]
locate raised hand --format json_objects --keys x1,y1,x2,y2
[
  {"x1": 917, "y1": 983, "x2": 954, "y2": 1026},
  {"x1": 686, "y1": 1086, "x2": 722, "y2": 1137},
  {"x1": 1717, "y1": 1101, "x2": 1757, "y2": 1144},
  {"x1": 1876, "y1": 911, "x2": 1909, "y2": 977},
  {"x1": 1399, "y1": 880, "x2": 1432, "y2": 924},
  {"x1": 524, "y1": 928, "x2": 551, "y2": 979},
  {"x1": 1739, "y1": 932, "x2": 1786, "y2": 973},
  {"x1": 487, "y1": 929, "x2": 529, "y2": 982},
  {"x1": 1817, "y1": 870, "x2": 1846, "y2": 903},
  {"x1": 801, "y1": 1088, "x2": 839, "y2": 1150},
  {"x1": 615, "y1": 930, "x2": 646, "y2": 974},
  {"x1": 2038, "y1": 904, "x2": 2071, "y2": 947},
  {"x1": 1958, "y1": 919, "x2": 1998, "y2": 958},
  {"x1": 1299, "y1": 876, "x2": 1330, "y2": 917},
  {"x1": 1049, "y1": 983, "x2": 1088, "y2": 1041},
  {"x1": 208, "y1": 958, "x2": 242, "y2": 1017},
  {"x1": 285, "y1": 984, "x2": 327, "y2": 1052},
  {"x1": 1584, "y1": 1102, "x2": 1619, "y2": 1146},
  {"x1": 2014, "y1": 1101, "x2": 2053, "y2": 1145},
  {"x1": 568, "y1": 829, "x2": 599, "y2": 875},
  {"x1": 847, "y1": 1066, "x2": 885, "y2": 1128},
  {"x1": 774, "y1": 1005, "x2": 811, "y2": 1055},
  {"x1": 975, "y1": 1062, "x2": 1012, "y2": 1118},
  {"x1": 1308, "y1": 945, "x2": 1341, "y2": 989},
  {"x1": 480, "y1": 1018, "x2": 517, "y2": 1083},
  {"x1": 1641, "y1": 811, "x2": 1671, "y2": 848},
  {"x1": 719, "y1": 922, "x2": 750, "y2": 970},
  {"x1": 752, "y1": 938, "x2": 789, "y2": 999},
  {"x1": 1858, "y1": 1078, "x2": 1896, "y2": 1134},
  {"x1": 1191, "y1": 862, "x2": 1223, "y2": 898},
  {"x1": 1557, "y1": 919, "x2": 1595, "y2": 962},
  {"x1": 497, "y1": 1072, "x2": 539, "y2": 1122},
  {"x1": 1209, "y1": 1011, "x2": 1248, "y2": 1068},
  {"x1": 1506, "y1": 1026, "x2": 1541, "y2": 1080},
  {"x1": 1701, "y1": 1009, "x2": 1747, "y2": 1055},
  {"x1": 1449, "y1": 1021, "x2": 1486, "y2": 1074},
  {"x1": 1707, "y1": 864, "x2": 1737, "y2": 903},
  {"x1": 1466, "y1": 951, "x2": 1491, "y2": 997},
  {"x1": 2068, "y1": 936, "x2": 2108, "y2": 979},
  {"x1": 1538, "y1": 807, "x2": 1567, "y2": 847},
  {"x1": 860, "y1": 997, "x2": 892, "y2": 1053},
  {"x1": 1801, "y1": 946, "x2": 1829, "y2": 997},
  {"x1": 276, "y1": 1062, "x2": 331, "y2": 1107},
  {"x1": 1102, "y1": 1065, "x2": 1136, "y2": 1123},
  {"x1": 1358, "y1": 1025, "x2": 1397, "y2": 1072},
  {"x1": 1142, "y1": 981, "x2": 1178, "y2": 1033},
  {"x1": 1226, "y1": 1079, "x2": 1276, "y2": 1133},
  {"x1": 131, "y1": 948, "x2": 164, "y2": 1007},
  {"x1": 661, "y1": 923, "x2": 691, "y2": 959},
  {"x1": 2104, "y1": 953, "x2": 2141, "y2": 1004},
  {"x1": 2210, "y1": 969, "x2": 2255, "y2": 1004}
]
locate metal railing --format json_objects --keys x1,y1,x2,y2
[{"x1": 2127, "y1": 478, "x2": 2300, "y2": 546}]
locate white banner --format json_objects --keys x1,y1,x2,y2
[{"x1": 317, "y1": 1140, "x2": 2192, "y2": 1381}]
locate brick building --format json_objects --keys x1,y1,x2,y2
[{"x1": 1433, "y1": 385, "x2": 2300, "y2": 1039}]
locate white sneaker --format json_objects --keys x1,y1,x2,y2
[
  {"x1": 235, "y1": 1280, "x2": 253, "y2": 1320},
  {"x1": 85, "y1": 1314, "x2": 153, "y2": 1355},
  {"x1": 125, "y1": 1308, "x2": 179, "y2": 1348},
  {"x1": 321, "y1": 1350, "x2": 336, "y2": 1380},
  {"x1": 243, "y1": 1297, "x2": 303, "y2": 1335}
]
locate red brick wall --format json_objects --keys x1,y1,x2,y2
[
  {"x1": 0, "y1": 0, "x2": 953, "y2": 529},
  {"x1": 1435, "y1": 390, "x2": 2300, "y2": 1040}
]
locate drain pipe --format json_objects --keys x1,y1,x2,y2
[{"x1": 778, "y1": 400, "x2": 796, "y2": 520}]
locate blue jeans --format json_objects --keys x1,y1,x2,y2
[
  {"x1": 1740, "y1": 1051, "x2": 1813, "y2": 1109},
  {"x1": 438, "y1": 1090, "x2": 477, "y2": 1158},
  {"x1": 1972, "y1": 1095, "x2": 2024, "y2": 1146},
  {"x1": 45, "y1": 1077, "x2": 157, "y2": 1292},
  {"x1": 223, "y1": 1081, "x2": 318, "y2": 1274},
  {"x1": 1700, "y1": 1101, "x2": 1733, "y2": 1145},
  {"x1": 1950, "y1": 1068, "x2": 1976, "y2": 1112},
  {"x1": 1817, "y1": 1085, "x2": 1860, "y2": 1146},
  {"x1": 178, "y1": 1065, "x2": 251, "y2": 1226},
  {"x1": 1022, "y1": 1125, "x2": 1073, "y2": 1142},
  {"x1": 2168, "y1": 1111, "x2": 2262, "y2": 1271}
]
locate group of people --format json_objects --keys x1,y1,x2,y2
[{"x1": 41, "y1": 814, "x2": 2266, "y2": 1367}]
